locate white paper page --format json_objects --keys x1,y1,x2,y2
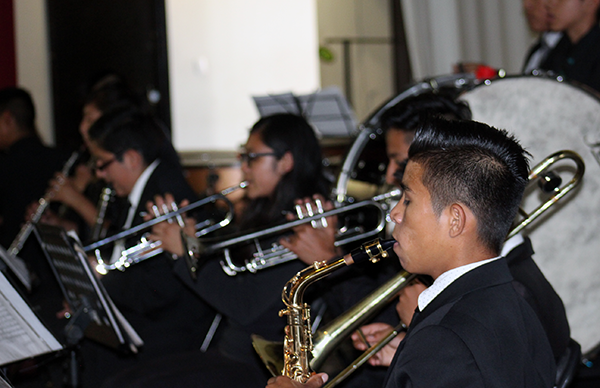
[{"x1": 0, "y1": 272, "x2": 62, "y2": 366}]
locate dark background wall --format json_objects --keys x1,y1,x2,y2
[{"x1": 46, "y1": 0, "x2": 171, "y2": 152}]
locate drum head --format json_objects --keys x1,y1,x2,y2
[{"x1": 459, "y1": 75, "x2": 600, "y2": 352}]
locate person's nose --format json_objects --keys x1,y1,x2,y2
[{"x1": 389, "y1": 198, "x2": 404, "y2": 225}]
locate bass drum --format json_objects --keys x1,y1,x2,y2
[
  {"x1": 335, "y1": 73, "x2": 476, "y2": 204},
  {"x1": 458, "y1": 75, "x2": 600, "y2": 353}
]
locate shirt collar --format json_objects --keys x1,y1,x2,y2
[
  {"x1": 543, "y1": 31, "x2": 562, "y2": 48},
  {"x1": 417, "y1": 256, "x2": 501, "y2": 312},
  {"x1": 128, "y1": 159, "x2": 160, "y2": 211},
  {"x1": 501, "y1": 233, "x2": 524, "y2": 257}
]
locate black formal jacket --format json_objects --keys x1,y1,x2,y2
[
  {"x1": 505, "y1": 236, "x2": 570, "y2": 361},
  {"x1": 382, "y1": 258, "x2": 556, "y2": 388},
  {"x1": 0, "y1": 136, "x2": 65, "y2": 247},
  {"x1": 100, "y1": 160, "x2": 216, "y2": 357},
  {"x1": 541, "y1": 24, "x2": 600, "y2": 94}
]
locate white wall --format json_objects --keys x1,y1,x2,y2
[
  {"x1": 13, "y1": 0, "x2": 54, "y2": 145},
  {"x1": 165, "y1": 0, "x2": 320, "y2": 152}
]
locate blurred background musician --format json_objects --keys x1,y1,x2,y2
[
  {"x1": 37, "y1": 74, "x2": 181, "y2": 243},
  {"x1": 0, "y1": 87, "x2": 65, "y2": 250},
  {"x1": 101, "y1": 113, "x2": 334, "y2": 388},
  {"x1": 78, "y1": 108, "x2": 216, "y2": 388},
  {"x1": 539, "y1": 0, "x2": 600, "y2": 93},
  {"x1": 522, "y1": 0, "x2": 563, "y2": 74}
]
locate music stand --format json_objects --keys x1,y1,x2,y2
[
  {"x1": 32, "y1": 223, "x2": 142, "y2": 352},
  {"x1": 253, "y1": 87, "x2": 358, "y2": 137},
  {"x1": 0, "y1": 270, "x2": 62, "y2": 367}
]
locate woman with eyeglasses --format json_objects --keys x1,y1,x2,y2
[{"x1": 101, "y1": 113, "x2": 337, "y2": 388}]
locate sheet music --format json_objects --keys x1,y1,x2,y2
[
  {"x1": 0, "y1": 271, "x2": 62, "y2": 366},
  {"x1": 0, "y1": 245, "x2": 31, "y2": 292},
  {"x1": 69, "y1": 233, "x2": 143, "y2": 351},
  {"x1": 33, "y1": 225, "x2": 141, "y2": 351}
]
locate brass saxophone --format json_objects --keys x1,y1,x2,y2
[{"x1": 278, "y1": 238, "x2": 396, "y2": 382}]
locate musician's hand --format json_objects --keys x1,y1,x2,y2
[
  {"x1": 71, "y1": 164, "x2": 94, "y2": 192},
  {"x1": 279, "y1": 195, "x2": 340, "y2": 265},
  {"x1": 266, "y1": 373, "x2": 328, "y2": 388},
  {"x1": 47, "y1": 172, "x2": 79, "y2": 205},
  {"x1": 350, "y1": 322, "x2": 404, "y2": 367},
  {"x1": 144, "y1": 193, "x2": 194, "y2": 257},
  {"x1": 396, "y1": 280, "x2": 427, "y2": 325}
]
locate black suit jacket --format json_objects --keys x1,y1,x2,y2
[
  {"x1": 540, "y1": 24, "x2": 600, "y2": 93},
  {"x1": 505, "y1": 236, "x2": 570, "y2": 361},
  {"x1": 382, "y1": 258, "x2": 555, "y2": 388},
  {"x1": 100, "y1": 160, "x2": 216, "y2": 356}
]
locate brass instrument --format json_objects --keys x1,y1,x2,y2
[
  {"x1": 267, "y1": 238, "x2": 396, "y2": 382},
  {"x1": 253, "y1": 149, "x2": 585, "y2": 386},
  {"x1": 214, "y1": 189, "x2": 402, "y2": 276},
  {"x1": 88, "y1": 182, "x2": 246, "y2": 273},
  {"x1": 508, "y1": 149, "x2": 585, "y2": 239},
  {"x1": 8, "y1": 150, "x2": 81, "y2": 257}
]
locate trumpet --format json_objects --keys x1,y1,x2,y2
[
  {"x1": 212, "y1": 189, "x2": 402, "y2": 276},
  {"x1": 8, "y1": 150, "x2": 81, "y2": 257},
  {"x1": 252, "y1": 149, "x2": 585, "y2": 387},
  {"x1": 87, "y1": 182, "x2": 246, "y2": 273}
]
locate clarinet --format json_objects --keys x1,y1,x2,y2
[
  {"x1": 7, "y1": 151, "x2": 81, "y2": 257},
  {"x1": 90, "y1": 186, "x2": 114, "y2": 241}
]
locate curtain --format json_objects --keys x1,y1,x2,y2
[{"x1": 400, "y1": 0, "x2": 536, "y2": 80}]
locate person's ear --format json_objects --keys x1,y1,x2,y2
[
  {"x1": 121, "y1": 149, "x2": 144, "y2": 170},
  {"x1": 448, "y1": 203, "x2": 467, "y2": 238},
  {"x1": 277, "y1": 151, "x2": 294, "y2": 175}
]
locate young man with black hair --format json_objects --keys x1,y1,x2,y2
[
  {"x1": 79, "y1": 109, "x2": 216, "y2": 387},
  {"x1": 267, "y1": 117, "x2": 556, "y2": 388},
  {"x1": 355, "y1": 94, "x2": 570, "y2": 383}
]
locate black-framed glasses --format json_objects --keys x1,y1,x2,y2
[
  {"x1": 95, "y1": 157, "x2": 117, "y2": 172},
  {"x1": 238, "y1": 152, "x2": 278, "y2": 164}
]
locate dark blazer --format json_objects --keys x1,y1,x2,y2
[
  {"x1": 82, "y1": 160, "x2": 217, "y2": 388},
  {"x1": 101, "y1": 160, "x2": 215, "y2": 355},
  {"x1": 540, "y1": 24, "x2": 600, "y2": 94},
  {"x1": 505, "y1": 236, "x2": 570, "y2": 361},
  {"x1": 382, "y1": 258, "x2": 555, "y2": 388}
]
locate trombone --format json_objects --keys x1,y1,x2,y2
[
  {"x1": 212, "y1": 189, "x2": 402, "y2": 276},
  {"x1": 252, "y1": 149, "x2": 585, "y2": 387},
  {"x1": 87, "y1": 181, "x2": 246, "y2": 273}
]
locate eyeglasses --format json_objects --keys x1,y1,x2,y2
[
  {"x1": 238, "y1": 152, "x2": 278, "y2": 164},
  {"x1": 95, "y1": 157, "x2": 117, "y2": 172}
]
